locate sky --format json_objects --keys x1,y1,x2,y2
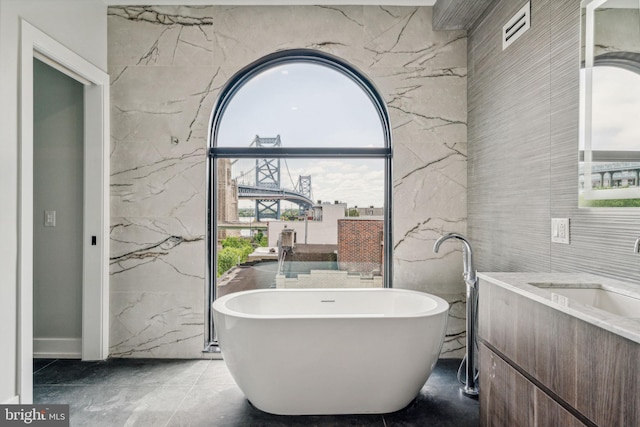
[
  {"x1": 231, "y1": 158, "x2": 385, "y2": 209},
  {"x1": 216, "y1": 62, "x2": 386, "y2": 209},
  {"x1": 580, "y1": 65, "x2": 640, "y2": 151}
]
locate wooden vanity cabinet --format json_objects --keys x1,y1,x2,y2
[{"x1": 478, "y1": 278, "x2": 640, "y2": 427}]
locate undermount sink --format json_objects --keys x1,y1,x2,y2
[{"x1": 529, "y1": 283, "x2": 640, "y2": 319}]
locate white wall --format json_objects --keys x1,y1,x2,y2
[
  {"x1": 0, "y1": 0, "x2": 106, "y2": 404},
  {"x1": 267, "y1": 204, "x2": 347, "y2": 247}
]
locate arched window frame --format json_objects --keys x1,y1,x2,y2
[{"x1": 205, "y1": 49, "x2": 393, "y2": 349}]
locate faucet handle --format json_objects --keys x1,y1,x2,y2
[{"x1": 461, "y1": 245, "x2": 469, "y2": 275}]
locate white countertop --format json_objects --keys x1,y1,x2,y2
[{"x1": 477, "y1": 272, "x2": 640, "y2": 345}]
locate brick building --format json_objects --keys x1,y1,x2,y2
[{"x1": 337, "y1": 219, "x2": 384, "y2": 276}]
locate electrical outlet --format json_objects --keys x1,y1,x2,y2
[{"x1": 551, "y1": 218, "x2": 570, "y2": 244}]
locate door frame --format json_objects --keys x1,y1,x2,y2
[{"x1": 18, "y1": 20, "x2": 110, "y2": 403}]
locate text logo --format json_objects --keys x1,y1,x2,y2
[{"x1": 0, "y1": 405, "x2": 69, "y2": 427}]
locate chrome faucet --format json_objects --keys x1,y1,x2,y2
[
  {"x1": 434, "y1": 233, "x2": 477, "y2": 288},
  {"x1": 433, "y1": 232, "x2": 479, "y2": 397},
  {"x1": 634, "y1": 237, "x2": 640, "y2": 253}
]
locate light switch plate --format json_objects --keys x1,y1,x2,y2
[
  {"x1": 44, "y1": 210, "x2": 56, "y2": 227},
  {"x1": 551, "y1": 218, "x2": 569, "y2": 244}
]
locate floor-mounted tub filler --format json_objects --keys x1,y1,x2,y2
[
  {"x1": 212, "y1": 288, "x2": 449, "y2": 415},
  {"x1": 433, "y1": 233, "x2": 479, "y2": 397}
]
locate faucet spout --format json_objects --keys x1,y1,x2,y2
[
  {"x1": 634, "y1": 236, "x2": 640, "y2": 253},
  {"x1": 433, "y1": 233, "x2": 477, "y2": 286}
]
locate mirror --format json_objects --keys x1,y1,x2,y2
[{"x1": 579, "y1": 0, "x2": 640, "y2": 207}]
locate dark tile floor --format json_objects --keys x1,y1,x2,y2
[{"x1": 34, "y1": 358, "x2": 479, "y2": 427}]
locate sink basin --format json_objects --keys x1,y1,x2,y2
[{"x1": 529, "y1": 283, "x2": 640, "y2": 319}]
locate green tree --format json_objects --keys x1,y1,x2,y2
[
  {"x1": 253, "y1": 230, "x2": 268, "y2": 247},
  {"x1": 217, "y1": 248, "x2": 240, "y2": 277},
  {"x1": 217, "y1": 237, "x2": 254, "y2": 276},
  {"x1": 238, "y1": 208, "x2": 255, "y2": 217},
  {"x1": 280, "y1": 209, "x2": 298, "y2": 221}
]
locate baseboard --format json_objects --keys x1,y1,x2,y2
[
  {"x1": 2, "y1": 395, "x2": 20, "y2": 404},
  {"x1": 33, "y1": 337, "x2": 81, "y2": 359}
]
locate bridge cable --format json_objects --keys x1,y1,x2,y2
[
  {"x1": 235, "y1": 163, "x2": 256, "y2": 185},
  {"x1": 283, "y1": 159, "x2": 297, "y2": 191}
]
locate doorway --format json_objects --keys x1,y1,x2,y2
[
  {"x1": 32, "y1": 58, "x2": 84, "y2": 359},
  {"x1": 19, "y1": 20, "x2": 110, "y2": 403}
]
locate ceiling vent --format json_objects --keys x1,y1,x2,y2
[{"x1": 502, "y1": 2, "x2": 531, "y2": 51}]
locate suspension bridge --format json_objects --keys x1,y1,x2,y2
[{"x1": 234, "y1": 135, "x2": 314, "y2": 221}]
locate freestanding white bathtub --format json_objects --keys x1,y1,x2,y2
[{"x1": 212, "y1": 288, "x2": 449, "y2": 415}]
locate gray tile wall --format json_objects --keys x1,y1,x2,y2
[
  {"x1": 468, "y1": 0, "x2": 640, "y2": 283},
  {"x1": 108, "y1": 6, "x2": 469, "y2": 358},
  {"x1": 433, "y1": 0, "x2": 493, "y2": 30}
]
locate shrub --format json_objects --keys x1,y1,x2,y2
[
  {"x1": 217, "y1": 248, "x2": 239, "y2": 277},
  {"x1": 217, "y1": 237, "x2": 254, "y2": 276},
  {"x1": 222, "y1": 236, "x2": 252, "y2": 250},
  {"x1": 253, "y1": 230, "x2": 268, "y2": 247},
  {"x1": 580, "y1": 197, "x2": 640, "y2": 208}
]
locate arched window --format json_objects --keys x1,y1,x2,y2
[{"x1": 206, "y1": 49, "x2": 392, "y2": 347}]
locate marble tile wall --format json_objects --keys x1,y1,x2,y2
[{"x1": 108, "y1": 5, "x2": 467, "y2": 358}]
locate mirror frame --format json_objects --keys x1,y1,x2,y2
[{"x1": 580, "y1": 0, "x2": 640, "y2": 204}]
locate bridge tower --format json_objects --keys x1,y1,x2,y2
[
  {"x1": 297, "y1": 175, "x2": 313, "y2": 215},
  {"x1": 253, "y1": 135, "x2": 282, "y2": 221}
]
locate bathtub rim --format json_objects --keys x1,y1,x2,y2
[{"x1": 212, "y1": 288, "x2": 450, "y2": 320}]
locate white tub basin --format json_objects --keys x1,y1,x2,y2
[
  {"x1": 213, "y1": 288, "x2": 449, "y2": 415},
  {"x1": 530, "y1": 284, "x2": 640, "y2": 319}
]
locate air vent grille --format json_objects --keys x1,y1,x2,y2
[{"x1": 502, "y1": 2, "x2": 531, "y2": 50}]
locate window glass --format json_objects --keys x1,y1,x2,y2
[
  {"x1": 216, "y1": 63, "x2": 385, "y2": 148},
  {"x1": 216, "y1": 157, "x2": 385, "y2": 297},
  {"x1": 210, "y1": 54, "x2": 390, "y2": 306}
]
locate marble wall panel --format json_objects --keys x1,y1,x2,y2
[
  {"x1": 110, "y1": 66, "x2": 220, "y2": 145},
  {"x1": 110, "y1": 290, "x2": 205, "y2": 358},
  {"x1": 108, "y1": 6, "x2": 215, "y2": 68},
  {"x1": 108, "y1": 5, "x2": 467, "y2": 358},
  {"x1": 110, "y1": 217, "x2": 204, "y2": 293},
  {"x1": 211, "y1": 6, "x2": 367, "y2": 70},
  {"x1": 364, "y1": 6, "x2": 466, "y2": 70}
]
